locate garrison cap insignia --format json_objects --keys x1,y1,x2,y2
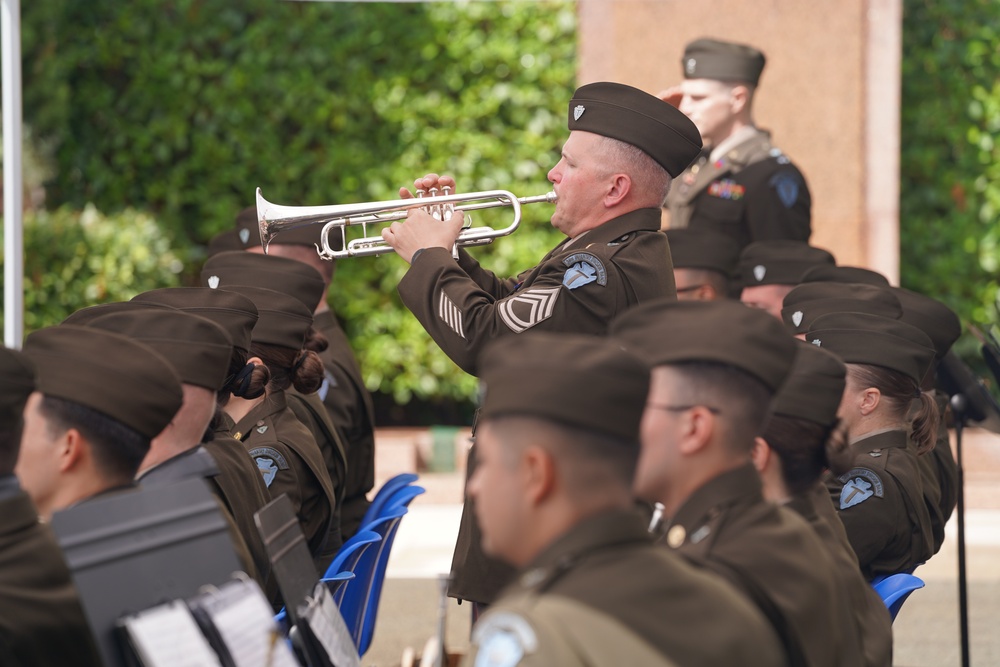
[
  {"x1": 562, "y1": 252, "x2": 607, "y2": 289},
  {"x1": 573, "y1": 104, "x2": 585, "y2": 121},
  {"x1": 472, "y1": 611, "x2": 538, "y2": 667},
  {"x1": 239, "y1": 228, "x2": 251, "y2": 245},
  {"x1": 792, "y1": 310, "x2": 804, "y2": 327},
  {"x1": 838, "y1": 468, "x2": 884, "y2": 509},
  {"x1": 249, "y1": 446, "x2": 289, "y2": 488},
  {"x1": 666, "y1": 524, "x2": 686, "y2": 548},
  {"x1": 207, "y1": 275, "x2": 221, "y2": 289},
  {"x1": 753, "y1": 265, "x2": 767, "y2": 282},
  {"x1": 770, "y1": 172, "x2": 800, "y2": 209},
  {"x1": 685, "y1": 57, "x2": 697, "y2": 75},
  {"x1": 438, "y1": 290, "x2": 465, "y2": 339},
  {"x1": 498, "y1": 287, "x2": 560, "y2": 333}
]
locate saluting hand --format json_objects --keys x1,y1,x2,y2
[{"x1": 657, "y1": 87, "x2": 683, "y2": 109}]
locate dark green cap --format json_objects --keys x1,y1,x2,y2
[
  {"x1": 781, "y1": 282, "x2": 902, "y2": 335},
  {"x1": 805, "y1": 312, "x2": 936, "y2": 384},
  {"x1": 201, "y1": 250, "x2": 326, "y2": 312},
  {"x1": 132, "y1": 287, "x2": 259, "y2": 357},
  {"x1": 23, "y1": 326, "x2": 183, "y2": 440},
  {"x1": 801, "y1": 264, "x2": 890, "y2": 287},
  {"x1": 61, "y1": 301, "x2": 175, "y2": 327},
  {"x1": 478, "y1": 332, "x2": 649, "y2": 442},
  {"x1": 665, "y1": 228, "x2": 741, "y2": 274},
  {"x1": 892, "y1": 288, "x2": 961, "y2": 360},
  {"x1": 86, "y1": 310, "x2": 234, "y2": 391},
  {"x1": 567, "y1": 82, "x2": 703, "y2": 177},
  {"x1": 610, "y1": 299, "x2": 796, "y2": 392},
  {"x1": 739, "y1": 241, "x2": 836, "y2": 287},
  {"x1": 682, "y1": 38, "x2": 766, "y2": 86},
  {"x1": 0, "y1": 347, "x2": 35, "y2": 429},
  {"x1": 772, "y1": 342, "x2": 846, "y2": 426},
  {"x1": 220, "y1": 285, "x2": 313, "y2": 351}
]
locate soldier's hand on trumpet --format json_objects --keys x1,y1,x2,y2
[{"x1": 382, "y1": 173, "x2": 465, "y2": 264}]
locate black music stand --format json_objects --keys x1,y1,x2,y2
[{"x1": 937, "y1": 338, "x2": 1000, "y2": 667}]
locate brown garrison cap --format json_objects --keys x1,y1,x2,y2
[
  {"x1": 207, "y1": 228, "x2": 244, "y2": 257},
  {"x1": 772, "y1": 342, "x2": 847, "y2": 426},
  {"x1": 131, "y1": 287, "x2": 259, "y2": 356},
  {"x1": 201, "y1": 250, "x2": 326, "y2": 312},
  {"x1": 0, "y1": 347, "x2": 35, "y2": 428},
  {"x1": 739, "y1": 241, "x2": 836, "y2": 287},
  {"x1": 86, "y1": 310, "x2": 234, "y2": 391},
  {"x1": 805, "y1": 312, "x2": 937, "y2": 384},
  {"x1": 478, "y1": 332, "x2": 649, "y2": 442},
  {"x1": 610, "y1": 299, "x2": 796, "y2": 392},
  {"x1": 682, "y1": 38, "x2": 766, "y2": 86},
  {"x1": 801, "y1": 264, "x2": 890, "y2": 287},
  {"x1": 61, "y1": 300, "x2": 175, "y2": 327},
  {"x1": 567, "y1": 82, "x2": 703, "y2": 177},
  {"x1": 892, "y1": 288, "x2": 962, "y2": 359},
  {"x1": 22, "y1": 326, "x2": 183, "y2": 440},
  {"x1": 665, "y1": 228, "x2": 741, "y2": 274},
  {"x1": 781, "y1": 282, "x2": 902, "y2": 335},
  {"x1": 220, "y1": 285, "x2": 313, "y2": 351}
]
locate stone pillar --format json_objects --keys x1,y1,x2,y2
[{"x1": 578, "y1": 0, "x2": 901, "y2": 282}]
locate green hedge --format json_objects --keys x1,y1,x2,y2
[{"x1": 21, "y1": 0, "x2": 576, "y2": 404}]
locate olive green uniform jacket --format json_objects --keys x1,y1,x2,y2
[
  {"x1": 464, "y1": 509, "x2": 785, "y2": 667},
  {"x1": 915, "y1": 390, "x2": 957, "y2": 555},
  {"x1": 232, "y1": 391, "x2": 337, "y2": 570},
  {"x1": 313, "y1": 309, "x2": 377, "y2": 540},
  {"x1": 664, "y1": 128, "x2": 811, "y2": 250},
  {"x1": 0, "y1": 480, "x2": 102, "y2": 667},
  {"x1": 662, "y1": 463, "x2": 857, "y2": 667},
  {"x1": 788, "y1": 483, "x2": 893, "y2": 667},
  {"x1": 399, "y1": 207, "x2": 676, "y2": 605}
]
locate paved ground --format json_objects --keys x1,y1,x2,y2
[{"x1": 360, "y1": 427, "x2": 1000, "y2": 666}]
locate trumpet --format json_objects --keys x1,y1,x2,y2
[{"x1": 256, "y1": 187, "x2": 557, "y2": 260}]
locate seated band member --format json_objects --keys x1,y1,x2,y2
[
  {"x1": 463, "y1": 333, "x2": 784, "y2": 667},
  {"x1": 664, "y1": 227, "x2": 740, "y2": 301},
  {"x1": 737, "y1": 240, "x2": 835, "y2": 320}
]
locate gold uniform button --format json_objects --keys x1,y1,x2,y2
[{"x1": 666, "y1": 525, "x2": 686, "y2": 549}]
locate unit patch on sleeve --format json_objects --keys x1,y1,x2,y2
[
  {"x1": 249, "y1": 446, "x2": 289, "y2": 488},
  {"x1": 438, "y1": 290, "x2": 465, "y2": 339},
  {"x1": 770, "y1": 172, "x2": 800, "y2": 208},
  {"x1": 498, "y1": 287, "x2": 561, "y2": 333},
  {"x1": 837, "y1": 468, "x2": 884, "y2": 509},
  {"x1": 561, "y1": 253, "x2": 607, "y2": 289},
  {"x1": 472, "y1": 611, "x2": 538, "y2": 667}
]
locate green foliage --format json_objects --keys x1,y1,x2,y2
[
  {"x1": 21, "y1": 0, "x2": 576, "y2": 404},
  {"x1": 901, "y1": 0, "x2": 1000, "y2": 348},
  {"x1": 0, "y1": 206, "x2": 185, "y2": 333}
]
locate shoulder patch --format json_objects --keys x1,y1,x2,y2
[
  {"x1": 769, "y1": 172, "x2": 800, "y2": 208},
  {"x1": 472, "y1": 611, "x2": 538, "y2": 667},
  {"x1": 561, "y1": 252, "x2": 607, "y2": 289},
  {"x1": 837, "y1": 468, "x2": 885, "y2": 509},
  {"x1": 249, "y1": 447, "x2": 289, "y2": 488},
  {"x1": 498, "y1": 287, "x2": 561, "y2": 333}
]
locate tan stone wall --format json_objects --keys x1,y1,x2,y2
[{"x1": 578, "y1": 0, "x2": 901, "y2": 281}]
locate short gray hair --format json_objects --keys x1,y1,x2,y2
[{"x1": 597, "y1": 135, "x2": 673, "y2": 206}]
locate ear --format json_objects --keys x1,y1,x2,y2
[
  {"x1": 750, "y1": 436, "x2": 770, "y2": 473},
  {"x1": 247, "y1": 355, "x2": 264, "y2": 367},
  {"x1": 603, "y1": 173, "x2": 632, "y2": 208},
  {"x1": 729, "y1": 85, "x2": 751, "y2": 115},
  {"x1": 676, "y1": 406, "x2": 715, "y2": 456},
  {"x1": 58, "y1": 428, "x2": 87, "y2": 473},
  {"x1": 695, "y1": 284, "x2": 717, "y2": 301},
  {"x1": 858, "y1": 386, "x2": 881, "y2": 416},
  {"x1": 521, "y1": 445, "x2": 556, "y2": 507}
]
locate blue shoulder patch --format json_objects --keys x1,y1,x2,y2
[
  {"x1": 472, "y1": 611, "x2": 538, "y2": 667},
  {"x1": 561, "y1": 252, "x2": 607, "y2": 289},
  {"x1": 769, "y1": 172, "x2": 800, "y2": 209},
  {"x1": 249, "y1": 446, "x2": 289, "y2": 488},
  {"x1": 837, "y1": 468, "x2": 885, "y2": 509}
]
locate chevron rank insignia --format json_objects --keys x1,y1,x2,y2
[
  {"x1": 838, "y1": 468, "x2": 884, "y2": 509},
  {"x1": 438, "y1": 290, "x2": 465, "y2": 339},
  {"x1": 498, "y1": 287, "x2": 560, "y2": 333},
  {"x1": 562, "y1": 253, "x2": 607, "y2": 289}
]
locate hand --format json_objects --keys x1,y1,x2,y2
[
  {"x1": 657, "y1": 86, "x2": 683, "y2": 109},
  {"x1": 381, "y1": 208, "x2": 465, "y2": 264},
  {"x1": 398, "y1": 173, "x2": 458, "y2": 200}
]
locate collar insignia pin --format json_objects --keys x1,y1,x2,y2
[{"x1": 256, "y1": 425, "x2": 267, "y2": 434}]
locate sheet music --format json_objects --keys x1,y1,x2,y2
[
  {"x1": 121, "y1": 600, "x2": 223, "y2": 667},
  {"x1": 299, "y1": 582, "x2": 360, "y2": 667},
  {"x1": 195, "y1": 580, "x2": 299, "y2": 667}
]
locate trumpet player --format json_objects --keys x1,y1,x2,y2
[{"x1": 380, "y1": 82, "x2": 704, "y2": 612}]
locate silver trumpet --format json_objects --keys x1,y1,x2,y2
[{"x1": 256, "y1": 187, "x2": 557, "y2": 260}]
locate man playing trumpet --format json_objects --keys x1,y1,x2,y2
[{"x1": 380, "y1": 82, "x2": 704, "y2": 611}]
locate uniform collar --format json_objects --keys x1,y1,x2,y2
[
  {"x1": 231, "y1": 391, "x2": 287, "y2": 440},
  {"x1": 667, "y1": 461, "x2": 763, "y2": 535},
  {"x1": 708, "y1": 127, "x2": 773, "y2": 168},
  {"x1": 850, "y1": 429, "x2": 907, "y2": 454},
  {"x1": 569, "y1": 208, "x2": 662, "y2": 250}
]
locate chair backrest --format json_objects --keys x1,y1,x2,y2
[
  {"x1": 360, "y1": 473, "x2": 419, "y2": 528},
  {"x1": 357, "y1": 503, "x2": 416, "y2": 656},
  {"x1": 385, "y1": 485, "x2": 426, "y2": 513},
  {"x1": 873, "y1": 573, "x2": 925, "y2": 622},
  {"x1": 337, "y1": 506, "x2": 408, "y2": 648},
  {"x1": 323, "y1": 530, "x2": 382, "y2": 580}
]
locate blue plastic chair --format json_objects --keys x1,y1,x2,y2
[
  {"x1": 872, "y1": 573, "x2": 925, "y2": 622},
  {"x1": 384, "y1": 484, "x2": 426, "y2": 512},
  {"x1": 359, "y1": 473, "x2": 418, "y2": 528}
]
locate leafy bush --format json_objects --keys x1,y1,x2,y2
[
  {"x1": 21, "y1": 0, "x2": 576, "y2": 406},
  {"x1": 0, "y1": 205, "x2": 186, "y2": 332}
]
